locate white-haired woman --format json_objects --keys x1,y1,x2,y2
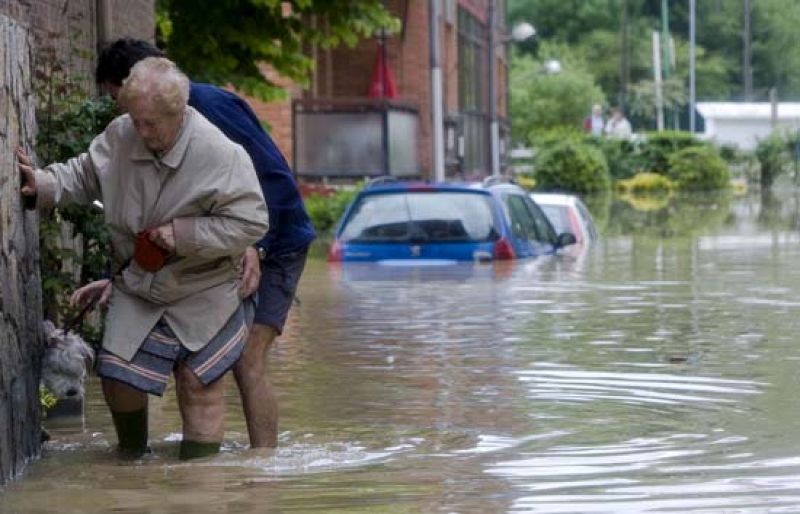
[{"x1": 17, "y1": 57, "x2": 269, "y2": 459}]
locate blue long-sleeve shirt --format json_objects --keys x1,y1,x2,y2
[{"x1": 189, "y1": 83, "x2": 316, "y2": 255}]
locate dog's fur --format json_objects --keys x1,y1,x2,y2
[{"x1": 41, "y1": 320, "x2": 95, "y2": 399}]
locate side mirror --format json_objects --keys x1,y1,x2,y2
[{"x1": 556, "y1": 232, "x2": 577, "y2": 248}]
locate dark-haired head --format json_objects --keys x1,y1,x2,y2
[{"x1": 96, "y1": 38, "x2": 165, "y2": 87}]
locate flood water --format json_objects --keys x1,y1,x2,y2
[{"x1": 4, "y1": 191, "x2": 800, "y2": 513}]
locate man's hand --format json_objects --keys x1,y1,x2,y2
[
  {"x1": 239, "y1": 246, "x2": 261, "y2": 297},
  {"x1": 15, "y1": 147, "x2": 37, "y2": 197},
  {"x1": 148, "y1": 223, "x2": 176, "y2": 252},
  {"x1": 70, "y1": 279, "x2": 112, "y2": 309}
]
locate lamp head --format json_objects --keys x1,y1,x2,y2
[{"x1": 510, "y1": 22, "x2": 536, "y2": 42}]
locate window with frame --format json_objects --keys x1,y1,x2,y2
[{"x1": 458, "y1": 8, "x2": 486, "y2": 175}]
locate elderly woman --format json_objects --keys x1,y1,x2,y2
[{"x1": 17, "y1": 57, "x2": 269, "y2": 459}]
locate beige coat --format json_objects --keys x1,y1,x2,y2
[{"x1": 35, "y1": 107, "x2": 269, "y2": 360}]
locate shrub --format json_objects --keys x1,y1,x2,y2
[
  {"x1": 667, "y1": 146, "x2": 731, "y2": 191},
  {"x1": 638, "y1": 130, "x2": 705, "y2": 174},
  {"x1": 754, "y1": 134, "x2": 790, "y2": 190},
  {"x1": 616, "y1": 172, "x2": 675, "y2": 194},
  {"x1": 592, "y1": 137, "x2": 642, "y2": 180},
  {"x1": 534, "y1": 139, "x2": 611, "y2": 194},
  {"x1": 304, "y1": 185, "x2": 362, "y2": 235}
]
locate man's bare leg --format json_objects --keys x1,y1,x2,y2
[
  {"x1": 175, "y1": 362, "x2": 226, "y2": 459},
  {"x1": 233, "y1": 324, "x2": 279, "y2": 447},
  {"x1": 102, "y1": 378, "x2": 149, "y2": 457}
]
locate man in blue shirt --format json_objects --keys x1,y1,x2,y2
[{"x1": 88, "y1": 38, "x2": 315, "y2": 450}]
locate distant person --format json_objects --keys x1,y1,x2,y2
[
  {"x1": 583, "y1": 104, "x2": 605, "y2": 137},
  {"x1": 604, "y1": 107, "x2": 632, "y2": 139}
]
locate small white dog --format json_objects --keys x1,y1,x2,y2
[{"x1": 41, "y1": 320, "x2": 95, "y2": 399}]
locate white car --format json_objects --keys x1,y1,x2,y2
[{"x1": 530, "y1": 193, "x2": 598, "y2": 245}]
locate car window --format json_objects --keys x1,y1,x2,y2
[
  {"x1": 505, "y1": 194, "x2": 553, "y2": 243},
  {"x1": 539, "y1": 204, "x2": 570, "y2": 235},
  {"x1": 340, "y1": 191, "x2": 497, "y2": 243},
  {"x1": 523, "y1": 196, "x2": 558, "y2": 242}
]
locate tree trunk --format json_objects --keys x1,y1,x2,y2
[{"x1": 0, "y1": 14, "x2": 44, "y2": 485}]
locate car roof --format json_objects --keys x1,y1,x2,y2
[
  {"x1": 358, "y1": 180, "x2": 518, "y2": 196},
  {"x1": 530, "y1": 192, "x2": 579, "y2": 207}
]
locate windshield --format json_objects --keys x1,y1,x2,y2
[{"x1": 340, "y1": 191, "x2": 497, "y2": 243}]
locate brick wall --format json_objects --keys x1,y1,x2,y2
[{"x1": 244, "y1": 64, "x2": 300, "y2": 163}]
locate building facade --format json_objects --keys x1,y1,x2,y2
[{"x1": 255, "y1": 0, "x2": 510, "y2": 181}]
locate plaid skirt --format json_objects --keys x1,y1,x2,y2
[{"x1": 96, "y1": 301, "x2": 253, "y2": 396}]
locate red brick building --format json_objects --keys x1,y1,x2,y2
[{"x1": 253, "y1": 0, "x2": 511, "y2": 181}]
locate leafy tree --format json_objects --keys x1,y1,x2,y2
[
  {"x1": 158, "y1": 0, "x2": 399, "y2": 100},
  {"x1": 510, "y1": 44, "x2": 605, "y2": 145},
  {"x1": 508, "y1": 0, "x2": 800, "y2": 129}
]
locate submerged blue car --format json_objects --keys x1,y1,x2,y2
[{"x1": 327, "y1": 179, "x2": 575, "y2": 263}]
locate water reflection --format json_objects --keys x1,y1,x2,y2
[{"x1": 5, "y1": 192, "x2": 800, "y2": 512}]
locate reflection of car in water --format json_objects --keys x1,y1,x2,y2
[
  {"x1": 328, "y1": 179, "x2": 575, "y2": 263},
  {"x1": 329, "y1": 260, "x2": 518, "y2": 284},
  {"x1": 530, "y1": 193, "x2": 599, "y2": 245}
]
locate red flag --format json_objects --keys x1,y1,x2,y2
[{"x1": 367, "y1": 43, "x2": 398, "y2": 99}]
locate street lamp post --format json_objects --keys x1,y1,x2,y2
[{"x1": 488, "y1": 1, "x2": 534, "y2": 176}]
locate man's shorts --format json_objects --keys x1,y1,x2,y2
[
  {"x1": 96, "y1": 300, "x2": 253, "y2": 396},
  {"x1": 254, "y1": 247, "x2": 308, "y2": 333}
]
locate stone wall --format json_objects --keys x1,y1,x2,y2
[
  {"x1": 0, "y1": 0, "x2": 155, "y2": 484},
  {"x1": 0, "y1": 14, "x2": 44, "y2": 485}
]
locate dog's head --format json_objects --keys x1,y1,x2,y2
[{"x1": 41, "y1": 320, "x2": 95, "y2": 399}]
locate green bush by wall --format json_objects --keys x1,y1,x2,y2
[{"x1": 534, "y1": 139, "x2": 611, "y2": 194}]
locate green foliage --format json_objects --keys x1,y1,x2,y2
[
  {"x1": 33, "y1": 41, "x2": 117, "y2": 326},
  {"x1": 534, "y1": 139, "x2": 611, "y2": 194},
  {"x1": 627, "y1": 77, "x2": 687, "y2": 122},
  {"x1": 638, "y1": 131, "x2": 704, "y2": 174},
  {"x1": 667, "y1": 146, "x2": 731, "y2": 191},
  {"x1": 617, "y1": 172, "x2": 676, "y2": 195},
  {"x1": 304, "y1": 186, "x2": 362, "y2": 236},
  {"x1": 510, "y1": 45, "x2": 605, "y2": 146},
  {"x1": 755, "y1": 133, "x2": 790, "y2": 190},
  {"x1": 158, "y1": 0, "x2": 399, "y2": 101},
  {"x1": 590, "y1": 137, "x2": 641, "y2": 180},
  {"x1": 509, "y1": 0, "x2": 800, "y2": 129},
  {"x1": 39, "y1": 386, "x2": 58, "y2": 410}
]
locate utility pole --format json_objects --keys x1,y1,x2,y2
[
  {"x1": 743, "y1": 0, "x2": 753, "y2": 100},
  {"x1": 660, "y1": 0, "x2": 671, "y2": 127},
  {"x1": 429, "y1": 0, "x2": 445, "y2": 181},
  {"x1": 689, "y1": 0, "x2": 696, "y2": 132},
  {"x1": 619, "y1": 0, "x2": 630, "y2": 110},
  {"x1": 487, "y1": 1, "x2": 500, "y2": 176},
  {"x1": 653, "y1": 31, "x2": 664, "y2": 131}
]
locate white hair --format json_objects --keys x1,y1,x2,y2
[{"x1": 118, "y1": 57, "x2": 190, "y2": 115}]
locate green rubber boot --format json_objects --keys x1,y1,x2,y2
[
  {"x1": 179, "y1": 440, "x2": 221, "y2": 460},
  {"x1": 110, "y1": 408, "x2": 148, "y2": 458}
]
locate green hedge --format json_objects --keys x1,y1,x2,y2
[
  {"x1": 638, "y1": 130, "x2": 705, "y2": 174},
  {"x1": 534, "y1": 138, "x2": 611, "y2": 194},
  {"x1": 667, "y1": 146, "x2": 731, "y2": 191}
]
